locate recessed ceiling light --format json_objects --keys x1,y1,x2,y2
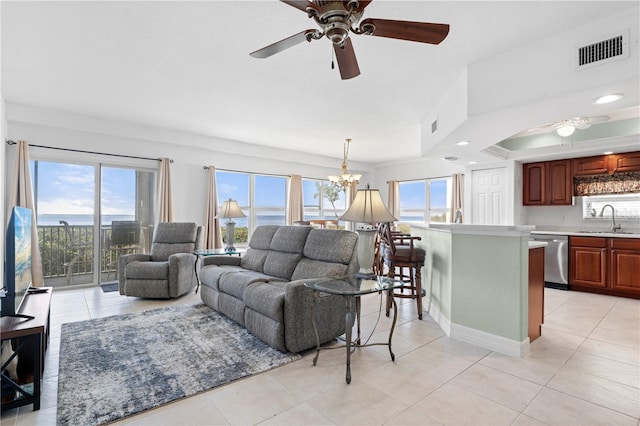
[
  {"x1": 603, "y1": 151, "x2": 614, "y2": 155},
  {"x1": 455, "y1": 141, "x2": 470, "y2": 146},
  {"x1": 468, "y1": 161, "x2": 478, "y2": 164},
  {"x1": 594, "y1": 93, "x2": 623, "y2": 104}
]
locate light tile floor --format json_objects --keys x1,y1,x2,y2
[{"x1": 2, "y1": 286, "x2": 639, "y2": 425}]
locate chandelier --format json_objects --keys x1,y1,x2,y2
[{"x1": 328, "y1": 138, "x2": 361, "y2": 190}]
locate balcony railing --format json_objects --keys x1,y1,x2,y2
[{"x1": 38, "y1": 224, "x2": 144, "y2": 287}]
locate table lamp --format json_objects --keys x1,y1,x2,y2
[
  {"x1": 218, "y1": 199, "x2": 246, "y2": 251},
  {"x1": 339, "y1": 185, "x2": 397, "y2": 278}
]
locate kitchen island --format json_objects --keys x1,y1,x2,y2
[{"x1": 410, "y1": 223, "x2": 544, "y2": 357}]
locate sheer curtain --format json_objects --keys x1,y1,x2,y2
[
  {"x1": 287, "y1": 174, "x2": 303, "y2": 224},
  {"x1": 8, "y1": 140, "x2": 44, "y2": 286},
  {"x1": 387, "y1": 180, "x2": 400, "y2": 229},
  {"x1": 204, "y1": 166, "x2": 223, "y2": 249},
  {"x1": 156, "y1": 158, "x2": 173, "y2": 223},
  {"x1": 450, "y1": 173, "x2": 464, "y2": 223},
  {"x1": 345, "y1": 182, "x2": 358, "y2": 231}
]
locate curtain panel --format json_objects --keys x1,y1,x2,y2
[
  {"x1": 8, "y1": 140, "x2": 44, "y2": 286},
  {"x1": 156, "y1": 158, "x2": 173, "y2": 223},
  {"x1": 204, "y1": 166, "x2": 224, "y2": 249},
  {"x1": 287, "y1": 175, "x2": 304, "y2": 225},
  {"x1": 450, "y1": 173, "x2": 464, "y2": 223}
]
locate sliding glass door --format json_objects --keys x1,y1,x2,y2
[
  {"x1": 31, "y1": 159, "x2": 156, "y2": 288},
  {"x1": 99, "y1": 166, "x2": 155, "y2": 284}
]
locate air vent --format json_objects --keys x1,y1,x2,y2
[
  {"x1": 431, "y1": 119, "x2": 438, "y2": 134},
  {"x1": 575, "y1": 31, "x2": 628, "y2": 69}
]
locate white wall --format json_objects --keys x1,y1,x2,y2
[{"x1": 3, "y1": 104, "x2": 375, "y2": 226}]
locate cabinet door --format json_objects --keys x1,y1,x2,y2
[
  {"x1": 609, "y1": 152, "x2": 640, "y2": 173},
  {"x1": 572, "y1": 156, "x2": 608, "y2": 175},
  {"x1": 610, "y1": 239, "x2": 640, "y2": 295},
  {"x1": 570, "y1": 245, "x2": 607, "y2": 288},
  {"x1": 523, "y1": 162, "x2": 546, "y2": 205},
  {"x1": 548, "y1": 160, "x2": 572, "y2": 205}
]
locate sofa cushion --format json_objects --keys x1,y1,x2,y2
[
  {"x1": 248, "y1": 225, "x2": 280, "y2": 250},
  {"x1": 240, "y1": 249, "x2": 269, "y2": 273},
  {"x1": 263, "y1": 251, "x2": 302, "y2": 280},
  {"x1": 303, "y1": 229, "x2": 357, "y2": 264},
  {"x1": 219, "y1": 272, "x2": 269, "y2": 299},
  {"x1": 125, "y1": 261, "x2": 169, "y2": 280},
  {"x1": 270, "y1": 226, "x2": 311, "y2": 253},
  {"x1": 243, "y1": 282, "x2": 286, "y2": 323},
  {"x1": 199, "y1": 265, "x2": 244, "y2": 291},
  {"x1": 290, "y1": 258, "x2": 350, "y2": 281}
]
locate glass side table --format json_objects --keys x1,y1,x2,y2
[
  {"x1": 193, "y1": 248, "x2": 246, "y2": 291},
  {"x1": 304, "y1": 275, "x2": 404, "y2": 384}
]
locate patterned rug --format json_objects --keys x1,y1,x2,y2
[{"x1": 57, "y1": 304, "x2": 301, "y2": 426}]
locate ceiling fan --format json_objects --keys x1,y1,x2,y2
[
  {"x1": 541, "y1": 115, "x2": 610, "y2": 137},
  {"x1": 249, "y1": 0, "x2": 450, "y2": 80}
]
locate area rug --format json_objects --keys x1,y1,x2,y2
[
  {"x1": 57, "y1": 304, "x2": 301, "y2": 426},
  {"x1": 99, "y1": 282, "x2": 119, "y2": 293}
]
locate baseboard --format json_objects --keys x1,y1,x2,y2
[
  {"x1": 425, "y1": 299, "x2": 451, "y2": 335},
  {"x1": 450, "y1": 323, "x2": 530, "y2": 358}
]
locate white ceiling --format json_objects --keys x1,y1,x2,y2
[{"x1": 2, "y1": 1, "x2": 639, "y2": 165}]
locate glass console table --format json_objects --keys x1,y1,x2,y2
[{"x1": 304, "y1": 275, "x2": 404, "y2": 384}]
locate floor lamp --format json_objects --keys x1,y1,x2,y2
[
  {"x1": 218, "y1": 199, "x2": 246, "y2": 252},
  {"x1": 339, "y1": 185, "x2": 397, "y2": 278}
]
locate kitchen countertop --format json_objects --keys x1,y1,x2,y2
[{"x1": 531, "y1": 226, "x2": 640, "y2": 238}]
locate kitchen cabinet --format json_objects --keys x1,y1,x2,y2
[
  {"x1": 610, "y1": 239, "x2": 640, "y2": 294},
  {"x1": 572, "y1": 151, "x2": 640, "y2": 175},
  {"x1": 523, "y1": 159, "x2": 572, "y2": 206},
  {"x1": 528, "y1": 246, "x2": 545, "y2": 342},
  {"x1": 572, "y1": 155, "x2": 609, "y2": 175},
  {"x1": 570, "y1": 236, "x2": 640, "y2": 298}
]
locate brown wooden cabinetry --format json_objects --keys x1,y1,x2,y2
[
  {"x1": 572, "y1": 151, "x2": 640, "y2": 176},
  {"x1": 570, "y1": 236, "x2": 640, "y2": 298},
  {"x1": 523, "y1": 159, "x2": 572, "y2": 206},
  {"x1": 572, "y1": 155, "x2": 608, "y2": 175}
]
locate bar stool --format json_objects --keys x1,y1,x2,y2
[{"x1": 379, "y1": 223, "x2": 426, "y2": 320}]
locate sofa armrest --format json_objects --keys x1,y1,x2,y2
[
  {"x1": 168, "y1": 253, "x2": 198, "y2": 298},
  {"x1": 283, "y1": 279, "x2": 348, "y2": 353},
  {"x1": 201, "y1": 256, "x2": 242, "y2": 267},
  {"x1": 118, "y1": 253, "x2": 151, "y2": 294}
]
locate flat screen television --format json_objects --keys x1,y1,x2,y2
[{"x1": 1, "y1": 206, "x2": 34, "y2": 320}]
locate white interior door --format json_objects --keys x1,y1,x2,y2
[{"x1": 472, "y1": 167, "x2": 507, "y2": 225}]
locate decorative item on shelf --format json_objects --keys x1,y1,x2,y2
[
  {"x1": 339, "y1": 184, "x2": 397, "y2": 278},
  {"x1": 328, "y1": 138, "x2": 361, "y2": 191},
  {"x1": 217, "y1": 199, "x2": 246, "y2": 251}
]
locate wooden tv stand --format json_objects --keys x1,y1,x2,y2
[{"x1": 1, "y1": 287, "x2": 52, "y2": 411}]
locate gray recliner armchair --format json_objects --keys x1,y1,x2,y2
[{"x1": 118, "y1": 222, "x2": 203, "y2": 298}]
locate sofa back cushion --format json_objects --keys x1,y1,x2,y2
[
  {"x1": 303, "y1": 229, "x2": 358, "y2": 264},
  {"x1": 248, "y1": 225, "x2": 280, "y2": 250},
  {"x1": 150, "y1": 222, "x2": 198, "y2": 262},
  {"x1": 261, "y1": 226, "x2": 311, "y2": 279},
  {"x1": 263, "y1": 251, "x2": 303, "y2": 279},
  {"x1": 240, "y1": 249, "x2": 269, "y2": 273}
]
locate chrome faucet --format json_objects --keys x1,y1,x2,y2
[{"x1": 599, "y1": 204, "x2": 622, "y2": 232}]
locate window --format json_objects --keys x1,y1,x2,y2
[
  {"x1": 302, "y1": 179, "x2": 346, "y2": 222},
  {"x1": 216, "y1": 171, "x2": 287, "y2": 242},
  {"x1": 582, "y1": 194, "x2": 640, "y2": 220},
  {"x1": 399, "y1": 177, "x2": 452, "y2": 223}
]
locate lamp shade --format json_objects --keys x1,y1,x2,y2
[
  {"x1": 339, "y1": 187, "x2": 397, "y2": 223},
  {"x1": 218, "y1": 199, "x2": 246, "y2": 219}
]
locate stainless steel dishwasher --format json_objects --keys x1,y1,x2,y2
[{"x1": 530, "y1": 234, "x2": 569, "y2": 290}]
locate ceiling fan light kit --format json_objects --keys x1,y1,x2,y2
[
  {"x1": 250, "y1": 0, "x2": 450, "y2": 79},
  {"x1": 557, "y1": 124, "x2": 576, "y2": 137}
]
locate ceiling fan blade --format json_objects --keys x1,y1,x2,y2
[
  {"x1": 334, "y1": 38, "x2": 360, "y2": 80},
  {"x1": 280, "y1": 0, "x2": 319, "y2": 13},
  {"x1": 250, "y1": 29, "x2": 317, "y2": 59},
  {"x1": 360, "y1": 18, "x2": 450, "y2": 44}
]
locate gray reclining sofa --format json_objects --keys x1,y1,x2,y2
[{"x1": 199, "y1": 225, "x2": 359, "y2": 353}]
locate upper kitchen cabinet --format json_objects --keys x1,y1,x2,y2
[
  {"x1": 523, "y1": 159, "x2": 572, "y2": 206},
  {"x1": 573, "y1": 151, "x2": 640, "y2": 176}
]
